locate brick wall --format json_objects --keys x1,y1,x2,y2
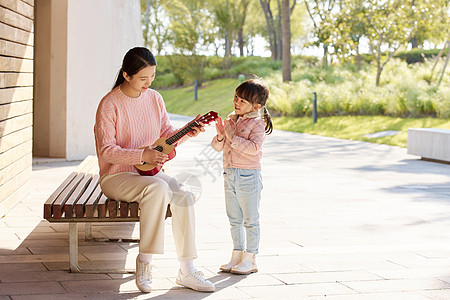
[{"x1": 0, "y1": 0, "x2": 34, "y2": 216}]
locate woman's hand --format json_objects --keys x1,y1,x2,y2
[
  {"x1": 142, "y1": 146, "x2": 169, "y2": 165},
  {"x1": 215, "y1": 117, "x2": 225, "y2": 141},
  {"x1": 187, "y1": 114, "x2": 205, "y2": 137}
]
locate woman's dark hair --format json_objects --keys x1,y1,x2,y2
[
  {"x1": 235, "y1": 78, "x2": 273, "y2": 135},
  {"x1": 112, "y1": 47, "x2": 157, "y2": 90}
]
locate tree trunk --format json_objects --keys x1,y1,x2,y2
[
  {"x1": 143, "y1": 0, "x2": 151, "y2": 48},
  {"x1": 276, "y1": 0, "x2": 282, "y2": 61},
  {"x1": 438, "y1": 41, "x2": 450, "y2": 86},
  {"x1": 238, "y1": 29, "x2": 244, "y2": 57},
  {"x1": 224, "y1": 34, "x2": 232, "y2": 69},
  {"x1": 259, "y1": 0, "x2": 277, "y2": 60},
  {"x1": 410, "y1": 36, "x2": 418, "y2": 49},
  {"x1": 355, "y1": 43, "x2": 362, "y2": 71},
  {"x1": 322, "y1": 45, "x2": 328, "y2": 67},
  {"x1": 430, "y1": 40, "x2": 448, "y2": 80},
  {"x1": 238, "y1": 0, "x2": 249, "y2": 57},
  {"x1": 282, "y1": 0, "x2": 291, "y2": 81},
  {"x1": 375, "y1": 46, "x2": 382, "y2": 87}
]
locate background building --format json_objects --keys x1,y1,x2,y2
[{"x1": 0, "y1": 0, "x2": 143, "y2": 217}]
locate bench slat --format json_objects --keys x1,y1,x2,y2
[
  {"x1": 108, "y1": 200, "x2": 118, "y2": 218},
  {"x1": 52, "y1": 173, "x2": 85, "y2": 219},
  {"x1": 130, "y1": 202, "x2": 139, "y2": 218},
  {"x1": 97, "y1": 194, "x2": 108, "y2": 218},
  {"x1": 119, "y1": 201, "x2": 129, "y2": 218},
  {"x1": 43, "y1": 172, "x2": 77, "y2": 219},
  {"x1": 75, "y1": 175, "x2": 100, "y2": 218},
  {"x1": 64, "y1": 174, "x2": 93, "y2": 218},
  {"x1": 83, "y1": 178, "x2": 102, "y2": 218}
]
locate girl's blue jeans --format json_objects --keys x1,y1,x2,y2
[{"x1": 223, "y1": 168, "x2": 263, "y2": 254}]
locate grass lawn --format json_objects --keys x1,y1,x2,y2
[
  {"x1": 159, "y1": 78, "x2": 450, "y2": 148},
  {"x1": 274, "y1": 116, "x2": 450, "y2": 148},
  {"x1": 159, "y1": 78, "x2": 236, "y2": 118}
]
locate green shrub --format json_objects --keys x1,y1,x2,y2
[
  {"x1": 394, "y1": 48, "x2": 449, "y2": 64},
  {"x1": 266, "y1": 57, "x2": 449, "y2": 118}
]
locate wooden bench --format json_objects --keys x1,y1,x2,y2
[{"x1": 43, "y1": 155, "x2": 171, "y2": 273}]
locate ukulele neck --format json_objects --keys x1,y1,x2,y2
[{"x1": 166, "y1": 121, "x2": 198, "y2": 145}]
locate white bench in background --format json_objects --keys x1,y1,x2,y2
[{"x1": 407, "y1": 128, "x2": 450, "y2": 163}]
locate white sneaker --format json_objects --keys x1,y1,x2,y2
[
  {"x1": 231, "y1": 251, "x2": 258, "y2": 275},
  {"x1": 176, "y1": 269, "x2": 215, "y2": 292},
  {"x1": 135, "y1": 255, "x2": 153, "y2": 293},
  {"x1": 220, "y1": 250, "x2": 243, "y2": 272}
]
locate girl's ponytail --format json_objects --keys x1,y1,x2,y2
[{"x1": 263, "y1": 106, "x2": 273, "y2": 135}]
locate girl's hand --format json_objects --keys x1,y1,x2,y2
[
  {"x1": 215, "y1": 117, "x2": 225, "y2": 140},
  {"x1": 187, "y1": 114, "x2": 205, "y2": 137},
  {"x1": 224, "y1": 120, "x2": 235, "y2": 141},
  {"x1": 142, "y1": 146, "x2": 169, "y2": 165}
]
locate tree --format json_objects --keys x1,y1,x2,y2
[
  {"x1": 303, "y1": 0, "x2": 337, "y2": 67},
  {"x1": 260, "y1": 0, "x2": 296, "y2": 61},
  {"x1": 331, "y1": 0, "x2": 366, "y2": 70},
  {"x1": 282, "y1": 0, "x2": 295, "y2": 81},
  {"x1": 364, "y1": 0, "x2": 415, "y2": 86},
  {"x1": 141, "y1": 0, "x2": 171, "y2": 55},
  {"x1": 212, "y1": 0, "x2": 248, "y2": 68},
  {"x1": 166, "y1": 0, "x2": 215, "y2": 85},
  {"x1": 259, "y1": 0, "x2": 282, "y2": 60},
  {"x1": 408, "y1": 0, "x2": 449, "y2": 49},
  {"x1": 237, "y1": 0, "x2": 250, "y2": 57}
]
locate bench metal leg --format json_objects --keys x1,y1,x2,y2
[
  {"x1": 68, "y1": 222, "x2": 135, "y2": 274},
  {"x1": 69, "y1": 223, "x2": 81, "y2": 272},
  {"x1": 85, "y1": 222, "x2": 93, "y2": 240}
]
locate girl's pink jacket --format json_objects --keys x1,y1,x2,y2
[{"x1": 211, "y1": 111, "x2": 266, "y2": 170}]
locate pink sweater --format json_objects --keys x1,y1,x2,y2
[
  {"x1": 94, "y1": 87, "x2": 185, "y2": 176},
  {"x1": 211, "y1": 111, "x2": 266, "y2": 169}
]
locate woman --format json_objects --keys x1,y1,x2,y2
[{"x1": 94, "y1": 47, "x2": 214, "y2": 293}]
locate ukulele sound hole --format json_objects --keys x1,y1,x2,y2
[{"x1": 155, "y1": 145, "x2": 164, "y2": 152}]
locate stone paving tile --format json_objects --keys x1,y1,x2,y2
[
  {"x1": 0, "y1": 247, "x2": 31, "y2": 256},
  {"x1": 202, "y1": 273, "x2": 284, "y2": 288},
  {"x1": 0, "y1": 281, "x2": 66, "y2": 295},
  {"x1": 15, "y1": 232, "x2": 72, "y2": 240},
  {"x1": 238, "y1": 282, "x2": 356, "y2": 298},
  {"x1": 26, "y1": 244, "x2": 128, "y2": 255},
  {"x1": 295, "y1": 257, "x2": 404, "y2": 272},
  {"x1": 12, "y1": 238, "x2": 69, "y2": 247},
  {"x1": 59, "y1": 277, "x2": 173, "y2": 293},
  {"x1": 341, "y1": 278, "x2": 450, "y2": 293},
  {"x1": 0, "y1": 262, "x2": 47, "y2": 272},
  {"x1": 0, "y1": 270, "x2": 109, "y2": 283},
  {"x1": 368, "y1": 266, "x2": 450, "y2": 280},
  {"x1": 0, "y1": 253, "x2": 88, "y2": 264},
  {"x1": 419, "y1": 289, "x2": 450, "y2": 300},
  {"x1": 11, "y1": 293, "x2": 141, "y2": 300},
  {"x1": 308, "y1": 292, "x2": 432, "y2": 300},
  {"x1": 272, "y1": 270, "x2": 384, "y2": 284},
  {"x1": 43, "y1": 260, "x2": 136, "y2": 272}
]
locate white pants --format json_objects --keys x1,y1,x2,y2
[{"x1": 100, "y1": 172, "x2": 197, "y2": 260}]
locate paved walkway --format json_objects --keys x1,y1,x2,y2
[{"x1": 1, "y1": 114, "x2": 450, "y2": 299}]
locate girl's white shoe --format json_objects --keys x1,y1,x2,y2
[
  {"x1": 231, "y1": 251, "x2": 258, "y2": 275},
  {"x1": 220, "y1": 250, "x2": 243, "y2": 272}
]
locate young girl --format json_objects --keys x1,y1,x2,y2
[
  {"x1": 94, "y1": 47, "x2": 215, "y2": 293},
  {"x1": 211, "y1": 78, "x2": 273, "y2": 275}
]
